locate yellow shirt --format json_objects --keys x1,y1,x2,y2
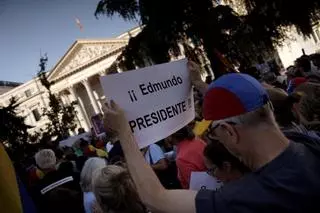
[
  {"x1": 193, "y1": 120, "x2": 212, "y2": 136},
  {"x1": 0, "y1": 144, "x2": 22, "y2": 213},
  {"x1": 88, "y1": 145, "x2": 108, "y2": 158}
]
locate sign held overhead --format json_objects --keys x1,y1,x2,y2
[{"x1": 100, "y1": 59, "x2": 194, "y2": 148}]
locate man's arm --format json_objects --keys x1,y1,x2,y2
[
  {"x1": 151, "y1": 159, "x2": 168, "y2": 171},
  {"x1": 119, "y1": 130, "x2": 197, "y2": 213},
  {"x1": 149, "y1": 144, "x2": 168, "y2": 171},
  {"x1": 103, "y1": 101, "x2": 197, "y2": 213}
]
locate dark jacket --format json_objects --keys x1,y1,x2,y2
[{"x1": 32, "y1": 170, "x2": 84, "y2": 213}]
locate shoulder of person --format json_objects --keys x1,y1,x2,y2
[
  {"x1": 194, "y1": 137, "x2": 207, "y2": 146},
  {"x1": 196, "y1": 175, "x2": 257, "y2": 212},
  {"x1": 149, "y1": 143, "x2": 161, "y2": 149}
]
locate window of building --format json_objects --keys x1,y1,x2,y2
[
  {"x1": 32, "y1": 108, "x2": 41, "y2": 122},
  {"x1": 312, "y1": 26, "x2": 320, "y2": 43},
  {"x1": 25, "y1": 89, "x2": 32, "y2": 98}
]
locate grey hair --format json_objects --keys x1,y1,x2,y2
[
  {"x1": 92, "y1": 165, "x2": 147, "y2": 213},
  {"x1": 35, "y1": 149, "x2": 56, "y2": 170},
  {"x1": 80, "y1": 157, "x2": 107, "y2": 192},
  {"x1": 213, "y1": 103, "x2": 277, "y2": 127}
]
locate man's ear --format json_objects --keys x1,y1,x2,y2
[{"x1": 219, "y1": 123, "x2": 239, "y2": 143}]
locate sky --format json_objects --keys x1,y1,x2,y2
[{"x1": 0, "y1": 0, "x2": 138, "y2": 83}]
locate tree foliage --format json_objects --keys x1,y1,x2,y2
[
  {"x1": 96, "y1": 0, "x2": 241, "y2": 76},
  {"x1": 37, "y1": 56, "x2": 77, "y2": 143},
  {"x1": 95, "y1": 0, "x2": 320, "y2": 76},
  {"x1": 238, "y1": 0, "x2": 320, "y2": 35},
  {"x1": 0, "y1": 98, "x2": 31, "y2": 160}
]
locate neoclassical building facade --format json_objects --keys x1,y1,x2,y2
[{"x1": 0, "y1": 27, "x2": 141, "y2": 135}]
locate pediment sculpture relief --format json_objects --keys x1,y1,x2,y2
[{"x1": 58, "y1": 43, "x2": 122, "y2": 76}]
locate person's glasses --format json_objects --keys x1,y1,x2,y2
[
  {"x1": 207, "y1": 123, "x2": 220, "y2": 140},
  {"x1": 207, "y1": 121, "x2": 238, "y2": 140}
]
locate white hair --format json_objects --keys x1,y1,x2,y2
[
  {"x1": 80, "y1": 157, "x2": 107, "y2": 192},
  {"x1": 35, "y1": 149, "x2": 57, "y2": 170},
  {"x1": 92, "y1": 165, "x2": 147, "y2": 213},
  {"x1": 213, "y1": 103, "x2": 277, "y2": 128}
]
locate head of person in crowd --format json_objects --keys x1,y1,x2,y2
[
  {"x1": 81, "y1": 157, "x2": 107, "y2": 213},
  {"x1": 170, "y1": 125, "x2": 195, "y2": 145},
  {"x1": 78, "y1": 127, "x2": 86, "y2": 135},
  {"x1": 268, "y1": 59, "x2": 281, "y2": 76},
  {"x1": 265, "y1": 87, "x2": 296, "y2": 128},
  {"x1": 92, "y1": 165, "x2": 147, "y2": 213},
  {"x1": 203, "y1": 73, "x2": 289, "y2": 170},
  {"x1": 244, "y1": 66, "x2": 260, "y2": 80},
  {"x1": 203, "y1": 139, "x2": 250, "y2": 183},
  {"x1": 286, "y1": 66, "x2": 297, "y2": 81},
  {"x1": 80, "y1": 157, "x2": 107, "y2": 193},
  {"x1": 205, "y1": 75, "x2": 213, "y2": 84},
  {"x1": 261, "y1": 72, "x2": 277, "y2": 85},
  {"x1": 35, "y1": 149, "x2": 57, "y2": 173},
  {"x1": 80, "y1": 138, "x2": 89, "y2": 149},
  {"x1": 311, "y1": 53, "x2": 320, "y2": 69},
  {"x1": 170, "y1": 125, "x2": 207, "y2": 189},
  {"x1": 295, "y1": 83, "x2": 320, "y2": 132},
  {"x1": 80, "y1": 138, "x2": 96, "y2": 157},
  {"x1": 55, "y1": 149, "x2": 65, "y2": 162},
  {"x1": 58, "y1": 161, "x2": 74, "y2": 176},
  {"x1": 295, "y1": 55, "x2": 311, "y2": 75}
]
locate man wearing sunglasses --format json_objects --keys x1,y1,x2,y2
[{"x1": 103, "y1": 62, "x2": 320, "y2": 213}]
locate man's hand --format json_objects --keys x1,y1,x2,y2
[{"x1": 103, "y1": 100, "x2": 130, "y2": 135}]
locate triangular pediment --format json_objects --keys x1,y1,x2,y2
[{"x1": 48, "y1": 39, "x2": 128, "y2": 81}]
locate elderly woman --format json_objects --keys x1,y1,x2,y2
[
  {"x1": 92, "y1": 165, "x2": 149, "y2": 213},
  {"x1": 80, "y1": 157, "x2": 107, "y2": 213}
]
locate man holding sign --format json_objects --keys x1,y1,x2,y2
[{"x1": 102, "y1": 60, "x2": 320, "y2": 213}]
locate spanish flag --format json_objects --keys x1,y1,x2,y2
[{"x1": 75, "y1": 17, "x2": 83, "y2": 31}]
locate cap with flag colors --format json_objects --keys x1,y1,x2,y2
[{"x1": 203, "y1": 73, "x2": 270, "y2": 121}]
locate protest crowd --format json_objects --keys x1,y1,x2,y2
[{"x1": 2, "y1": 52, "x2": 320, "y2": 213}]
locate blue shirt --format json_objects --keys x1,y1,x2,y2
[
  {"x1": 83, "y1": 192, "x2": 96, "y2": 213},
  {"x1": 144, "y1": 144, "x2": 165, "y2": 165},
  {"x1": 196, "y1": 142, "x2": 320, "y2": 213}
]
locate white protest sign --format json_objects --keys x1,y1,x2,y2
[
  {"x1": 189, "y1": 172, "x2": 223, "y2": 191},
  {"x1": 100, "y1": 59, "x2": 194, "y2": 148}
]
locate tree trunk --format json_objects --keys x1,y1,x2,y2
[{"x1": 201, "y1": 34, "x2": 226, "y2": 78}]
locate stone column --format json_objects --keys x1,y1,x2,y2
[
  {"x1": 60, "y1": 94, "x2": 67, "y2": 106},
  {"x1": 68, "y1": 86, "x2": 90, "y2": 131},
  {"x1": 27, "y1": 108, "x2": 37, "y2": 126},
  {"x1": 81, "y1": 79, "x2": 100, "y2": 114},
  {"x1": 98, "y1": 72, "x2": 107, "y2": 113}
]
